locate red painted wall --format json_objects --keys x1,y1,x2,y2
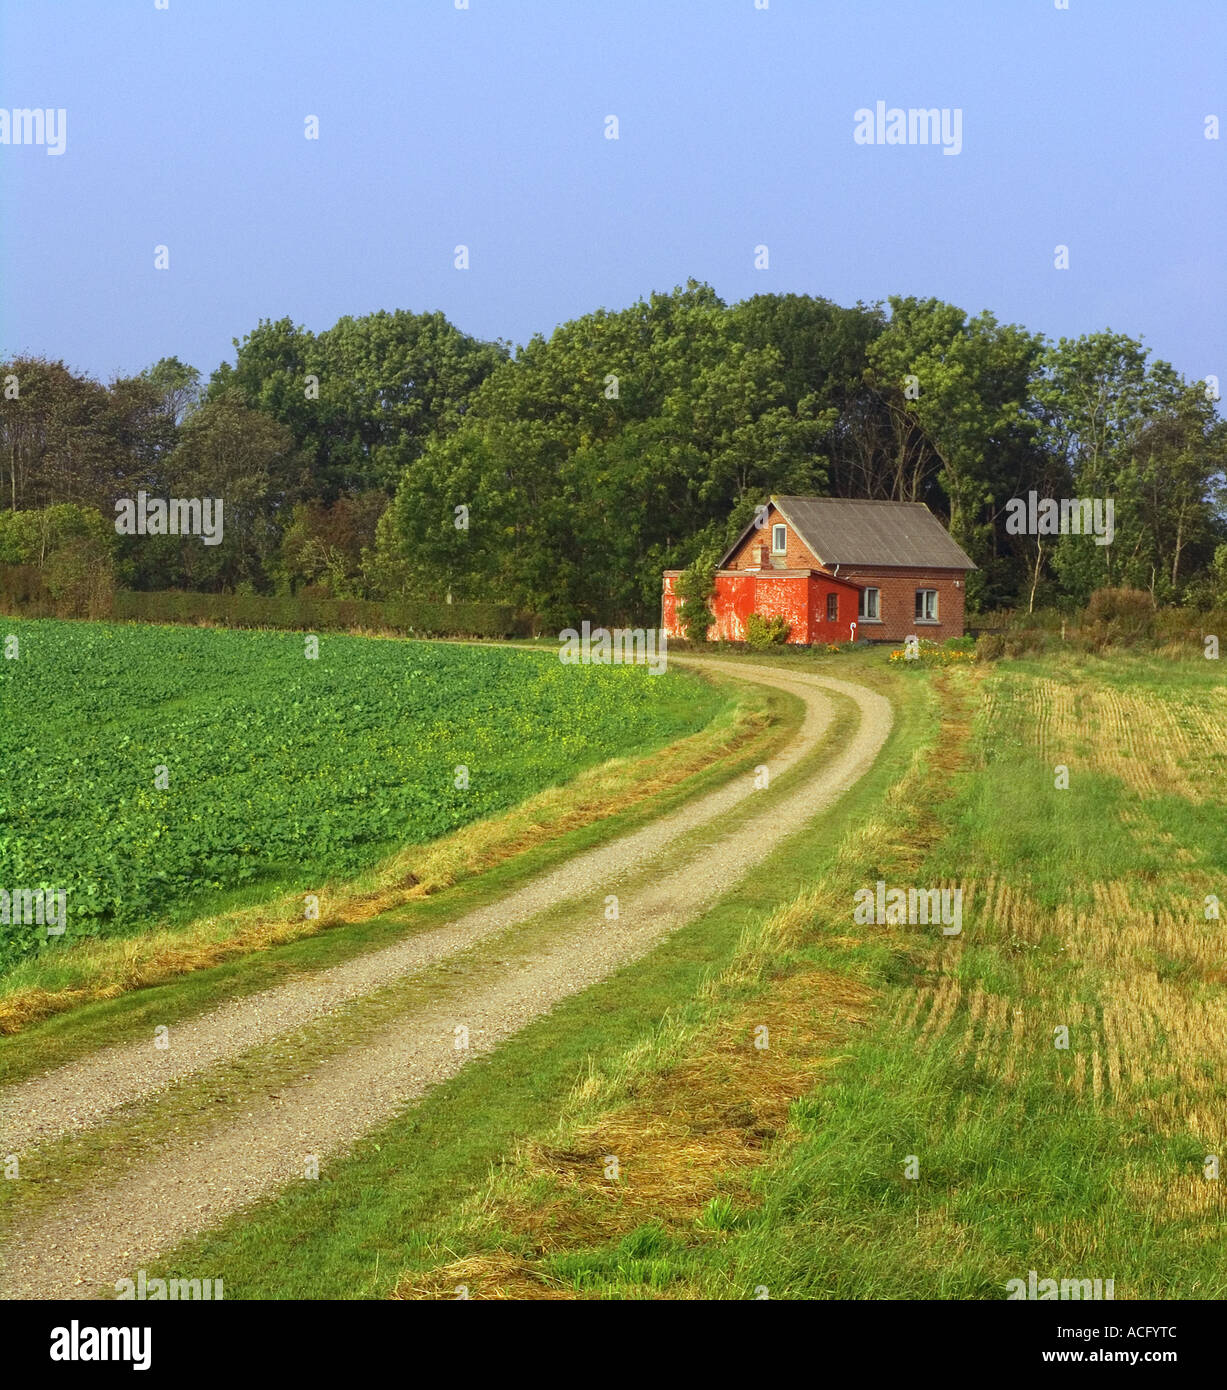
[
  {"x1": 662, "y1": 570, "x2": 861, "y2": 646},
  {"x1": 751, "y1": 573, "x2": 810, "y2": 642},
  {"x1": 807, "y1": 572, "x2": 861, "y2": 644},
  {"x1": 702, "y1": 572, "x2": 755, "y2": 641},
  {"x1": 662, "y1": 573, "x2": 680, "y2": 637}
]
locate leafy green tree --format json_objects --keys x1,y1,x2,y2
[
  {"x1": 211, "y1": 311, "x2": 507, "y2": 499},
  {"x1": 726, "y1": 293, "x2": 887, "y2": 499},
  {"x1": 0, "y1": 503, "x2": 117, "y2": 615},
  {"x1": 1212, "y1": 544, "x2": 1227, "y2": 606},
  {"x1": 866, "y1": 298, "x2": 1043, "y2": 572},
  {"x1": 674, "y1": 550, "x2": 719, "y2": 643},
  {"x1": 0, "y1": 358, "x2": 119, "y2": 512},
  {"x1": 1128, "y1": 385, "x2": 1227, "y2": 597},
  {"x1": 1035, "y1": 335, "x2": 1225, "y2": 602},
  {"x1": 0, "y1": 502, "x2": 115, "y2": 565},
  {"x1": 379, "y1": 283, "x2": 833, "y2": 624},
  {"x1": 276, "y1": 491, "x2": 387, "y2": 596},
  {"x1": 121, "y1": 391, "x2": 304, "y2": 592}
]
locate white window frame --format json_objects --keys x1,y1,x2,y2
[
  {"x1": 771, "y1": 523, "x2": 787, "y2": 554},
  {"x1": 858, "y1": 587, "x2": 880, "y2": 621},
  {"x1": 915, "y1": 588, "x2": 938, "y2": 622}
]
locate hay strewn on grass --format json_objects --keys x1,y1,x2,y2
[{"x1": 392, "y1": 674, "x2": 975, "y2": 1299}]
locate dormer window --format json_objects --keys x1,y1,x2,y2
[{"x1": 771, "y1": 523, "x2": 787, "y2": 555}]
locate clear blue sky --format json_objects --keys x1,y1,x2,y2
[{"x1": 2, "y1": 0, "x2": 1223, "y2": 390}]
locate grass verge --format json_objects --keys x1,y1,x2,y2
[
  {"x1": 382, "y1": 650, "x2": 1227, "y2": 1299},
  {"x1": 113, "y1": 651, "x2": 929, "y2": 1298}
]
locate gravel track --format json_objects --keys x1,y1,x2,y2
[{"x1": 0, "y1": 661, "x2": 891, "y2": 1299}]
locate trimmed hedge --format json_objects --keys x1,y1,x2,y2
[{"x1": 108, "y1": 590, "x2": 524, "y2": 638}]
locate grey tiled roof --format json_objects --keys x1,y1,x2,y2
[{"x1": 751, "y1": 496, "x2": 976, "y2": 570}]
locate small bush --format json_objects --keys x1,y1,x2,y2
[
  {"x1": 42, "y1": 539, "x2": 116, "y2": 619},
  {"x1": 1012, "y1": 630, "x2": 1051, "y2": 657},
  {"x1": 1077, "y1": 619, "x2": 1121, "y2": 654},
  {"x1": 0, "y1": 564, "x2": 50, "y2": 614},
  {"x1": 976, "y1": 632, "x2": 1006, "y2": 661},
  {"x1": 1084, "y1": 587, "x2": 1154, "y2": 636},
  {"x1": 1152, "y1": 608, "x2": 1199, "y2": 643},
  {"x1": 744, "y1": 613, "x2": 791, "y2": 649},
  {"x1": 1002, "y1": 606, "x2": 1070, "y2": 632}
]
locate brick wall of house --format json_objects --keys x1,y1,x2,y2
[
  {"x1": 725, "y1": 511, "x2": 816, "y2": 571},
  {"x1": 836, "y1": 565, "x2": 967, "y2": 642}
]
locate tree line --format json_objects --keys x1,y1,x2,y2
[{"x1": 3, "y1": 282, "x2": 1224, "y2": 624}]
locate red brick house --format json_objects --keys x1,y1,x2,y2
[{"x1": 662, "y1": 496, "x2": 976, "y2": 645}]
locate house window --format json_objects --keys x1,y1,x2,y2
[
  {"x1": 826, "y1": 592, "x2": 838, "y2": 623},
  {"x1": 859, "y1": 587, "x2": 880, "y2": 621},
  {"x1": 771, "y1": 523, "x2": 787, "y2": 555},
  {"x1": 915, "y1": 589, "x2": 938, "y2": 622}
]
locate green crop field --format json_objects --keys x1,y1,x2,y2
[{"x1": 0, "y1": 620, "x2": 720, "y2": 972}]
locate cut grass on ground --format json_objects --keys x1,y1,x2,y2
[
  {"x1": 377, "y1": 650, "x2": 1227, "y2": 1300},
  {"x1": 23, "y1": 644, "x2": 1219, "y2": 1301}
]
